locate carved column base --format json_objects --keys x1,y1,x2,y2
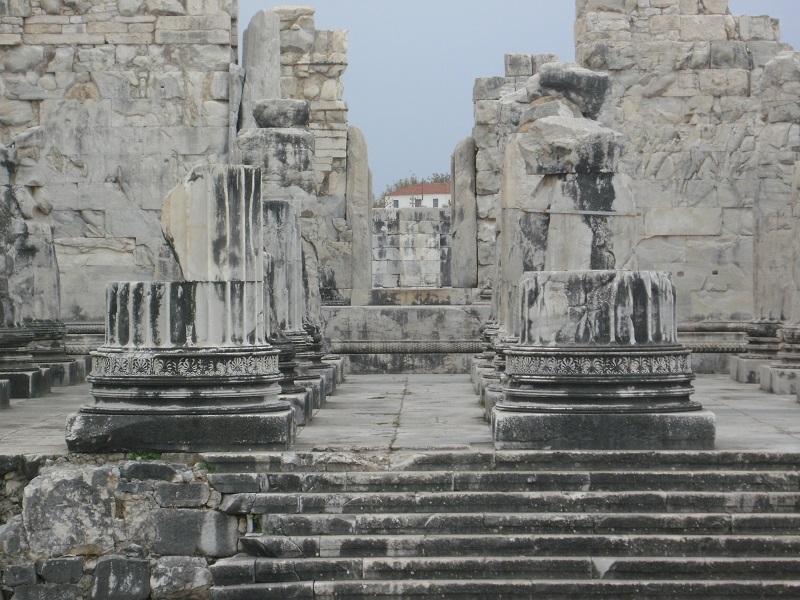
[
  {"x1": 25, "y1": 319, "x2": 87, "y2": 387},
  {"x1": 0, "y1": 326, "x2": 51, "y2": 398},
  {"x1": 321, "y1": 355, "x2": 347, "y2": 385},
  {"x1": 295, "y1": 376, "x2": 326, "y2": 410},
  {"x1": 494, "y1": 271, "x2": 715, "y2": 450},
  {"x1": 66, "y1": 346, "x2": 291, "y2": 453},
  {"x1": 730, "y1": 321, "x2": 782, "y2": 384},
  {"x1": 759, "y1": 325, "x2": 800, "y2": 396}
]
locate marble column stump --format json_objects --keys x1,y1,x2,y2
[
  {"x1": 66, "y1": 165, "x2": 294, "y2": 452},
  {"x1": 493, "y1": 270, "x2": 716, "y2": 450},
  {"x1": 0, "y1": 325, "x2": 50, "y2": 398},
  {"x1": 730, "y1": 321, "x2": 782, "y2": 384},
  {"x1": 25, "y1": 319, "x2": 86, "y2": 387}
]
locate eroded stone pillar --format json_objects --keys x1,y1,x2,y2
[
  {"x1": 347, "y1": 126, "x2": 372, "y2": 294},
  {"x1": 241, "y1": 10, "x2": 281, "y2": 131},
  {"x1": 66, "y1": 165, "x2": 292, "y2": 453},
  {"x1": 451, "y1": 136, "x2": 478, "y2": 289}
]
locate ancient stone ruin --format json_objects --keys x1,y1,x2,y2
[{"x1": 2, "y1": 0, "x2": 800, "y2": 597}]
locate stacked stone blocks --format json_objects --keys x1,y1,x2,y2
[
  {"x1": 0, "y1": 0, "x2": 237, "y2": 320},
  {"x1": 372, "y1": 207, "x2": 452, "y2": 289}
]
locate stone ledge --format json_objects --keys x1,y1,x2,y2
[
  {"x1": 65, "y1": 410, "x2": 296, "y2": 453},
  {"x1": 492, "y1": 409, "x2": 716, "y2": 450}
]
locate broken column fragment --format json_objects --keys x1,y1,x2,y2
[
  {"x1": 66, "y1": 165, "x2": 293, "y2": 453},
  {"x1": 238, "y1": 97, "x2": 331, "y2": 415},
  {"x1": 489, "y1": 64, "x2": 714, "y2": 450}
]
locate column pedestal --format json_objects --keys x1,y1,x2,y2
[
  {"x1": 730, "y1": 321, "x2": 782, "y2": 384},
  {"x1": 493, "y1": 271, "x2": 715, "y2": 450}
]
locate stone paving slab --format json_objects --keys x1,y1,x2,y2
[{"x1": 0, "y1": 376, "x2": 799, "y2": 456}]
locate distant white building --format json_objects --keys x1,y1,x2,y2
[{"x1": 384, "y1": 182, "x2": 452, "y2": 209}]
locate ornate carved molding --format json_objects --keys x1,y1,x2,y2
[
  {"x1": 330, "y1": 340, "x2": 485, "y2": 354},
  {"x1": 506, "y1": 350, "x2": 692, "y2": 377},
  {"x1": 91, "y1": 351, "x2": 279, "y2": 378}
]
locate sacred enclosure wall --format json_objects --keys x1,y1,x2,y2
[{"x1": 3, "y1": 1, "x2": 800, "y2": 598}]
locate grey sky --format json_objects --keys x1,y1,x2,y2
[{"x1": 239, "y1": 1, "x2": 800, "y2": 196}]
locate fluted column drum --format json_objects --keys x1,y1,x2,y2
[{"x1": 86, "y1": 281, "x2": 280, "y2": 410}]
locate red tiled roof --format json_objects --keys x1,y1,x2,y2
[{"x1": 386, "y1": 182, "x2": 452, "y2": 197}]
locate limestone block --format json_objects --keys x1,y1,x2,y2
[
  {"x1": 738, "y1": 15, "x2": 780, "y2": 42},
  {"x1": 680, "y1": 15, "x2": 727, "y2": 41},
  {"x1": 505, "y1": 53, "x2": 533, "y2": 77},
  {"x1": 517, "y1": 116, "x2": 623, "y2": 175},
  {"x1": 644, "y1": 208, "x2": 723, "y2": 236},
  {"x1": 711, "y1": 42, "x2": 753, "y2": 70},
  {"x1": 237, "y1": 128, "x2": 316, "y2": 192},
  {"x1": 150, "y1": 556, "x2": 212, "y2": 600},
  {"x1": 161, "y1": 164, "x2": 264, "y2": 283},
  {"x1": 23, "y1": 466, "x2": 115, "y2": 557},
  {"x1": 579, "y1": 0, "x2": 638, "y2": 15},
  {"x1": 0, "y1": 99, "x2": 34, "y2": 125},
  {"x1": 152, "y1": 509, "x2": 238, "y2": 557},
  {"x1": 473, "y1": 77, "x2": 511, "y2": 101},
  {"x1": 145, "y1": 0, "x2": 185, "y2": 16},
  {"x1": 90, "y1": 556, "x2": 150, "y2": 600},
  {"x1": 538, "y1": 62, "x2": 610, "y2": 119},
  {"x1": 252, "y1": 98, "x2": 309, "y2": 128}
]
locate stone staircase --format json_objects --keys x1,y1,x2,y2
[{"x1": 204, "y1": 450, "x2": 800, "y2": 599}]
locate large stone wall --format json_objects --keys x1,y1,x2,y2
[
  {"x1": 0, "y1": 456, "x2": 228, "y2": 599},
  {"x1": 575, "y1": 0, "x2": 791, "y2": 323},
  {"x1": 0, "y1": 0, "x2": 237, "y2": 321}
]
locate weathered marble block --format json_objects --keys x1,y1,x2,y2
[
  {"x1": 161, "y1": 165, "x2": 264, "y2": 283},
  {"x1": 494, "y1": 270, "x2": 715, "y2": 450}
]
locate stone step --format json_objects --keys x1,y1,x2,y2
[
  {"x1": 257, "y1": 512, "x2": 800, "y2": 537},
  {"x1": 201, "y1": 450, "x2": 800, "y2": 474},
  {"x1": 220, "y1": 490, "x2": 800, "y2": 515},
  {"x1": 212, "y1": 555, "x2": 800, "y2": 585},
  {"x1": 208, "y1": 470, "x2": 800, "y2": 494},
  {"x1": 236, "y1": 534, "x2": 800, "y2": 559},
  {"x1": 211, "y1": 579, "x2": 800, "y2": 599},
  {"x1": 210, "y1": 555, "x2": 594, "y2": 585}
]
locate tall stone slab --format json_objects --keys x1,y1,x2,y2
[
  {"x1": 347, "y1": 126, "x2": 372, "y2": 293},
  {"x1": 66, "y1": 165, "x2": 293, "y2": 453},
  {"x1": 451, "y1": 137, "x2": 478, "y2": 289},
  {"x1": 241, "y1": 10, "x2": 282, "y2": 131}
]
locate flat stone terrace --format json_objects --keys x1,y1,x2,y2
[{"x1": 1, "y1": 375, "x2": 799, "y2": 456}]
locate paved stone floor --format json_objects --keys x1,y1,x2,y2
[{"x1": 1, "y1": 375, "x2": 800, "y2": 455}]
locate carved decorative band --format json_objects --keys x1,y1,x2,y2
[
  {"x1": 91, "y1": 352, "x2": 279, "y2": 378},
  {"x1": 66, "y1": 323, "x2": 105, "y2": 335},
  {"x1": 506, "y1": 352, "x2": 691, "y2": 377},
  {"x1": 330, "y1": 340, "x2": 485, "y2": 354},
  {"x1": 683, "y1": 342, "x2": 747, "y2": 354}
]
